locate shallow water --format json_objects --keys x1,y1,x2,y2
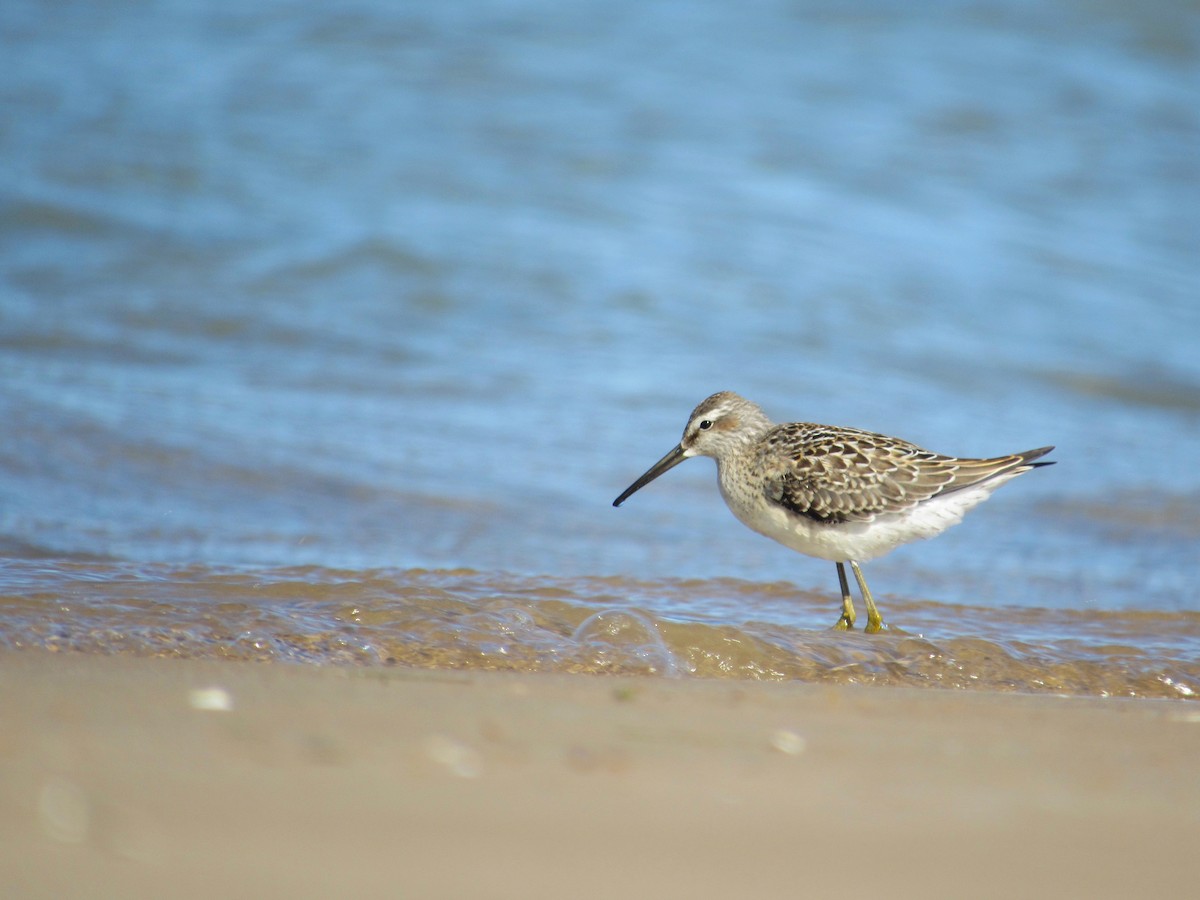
[
  {"x1": 1, "y1": 561, "x2": 1196, "y2": 700},
  {"x1": 2, "y1": 1, "x2": 1198, "y2": 694}
]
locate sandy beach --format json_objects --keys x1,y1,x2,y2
[{"x1": 1, "y1": 651, "x2": 1195, "y2": 899}]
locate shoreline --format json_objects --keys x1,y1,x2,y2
[{"x1": 2, "y1": 650, "x2": 1195, "y2": 898}]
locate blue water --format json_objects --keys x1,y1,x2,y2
[{"x1": 2, "y1": 1, "x2": 1198, "y2": 689}]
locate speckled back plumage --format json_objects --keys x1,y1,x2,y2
[{"x1": 756, "y1": 423, "x2": 1052, "y2": 525}]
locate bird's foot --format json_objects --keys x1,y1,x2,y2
[
  {"x1": 864, "y1": 612, "x2": 884, "y2": 635},
  {"x1": 833, "y1": 613, "x2": 854, "y2": 631}
]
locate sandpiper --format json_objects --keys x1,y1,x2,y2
[{"x1": 613, "y1": 391, "x2": 1054, "y2": 633}]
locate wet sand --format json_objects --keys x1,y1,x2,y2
[{"x1": 2, "y1": 651, "x2": 1196, "y2": 898}]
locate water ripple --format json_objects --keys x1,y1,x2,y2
[{"x1": 2, "y1": 561, "x2": 1195, "y2": 700}]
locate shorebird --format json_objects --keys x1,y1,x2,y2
[{"x1": 613, "y1": 391, "x2": 1054, "y2": 633}]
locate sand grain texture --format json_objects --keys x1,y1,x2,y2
[{"x1": 1, "y1": 651, "x2": 1195, "y2": 898}]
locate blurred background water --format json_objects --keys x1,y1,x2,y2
[{"x1": 2, "y1": 0, "x2": 1197, "y2": 694}]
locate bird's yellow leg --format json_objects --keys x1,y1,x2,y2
[
  {"x1": 849, "y1": 560, "x2": 884, "y2": 634},
  {"x1": 834, "y1": 562, "x2": 856, "y2": 630}
]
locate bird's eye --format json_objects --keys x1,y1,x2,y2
[{"x1": 699, "y1": 420, "x2": 713, "y2": 430}]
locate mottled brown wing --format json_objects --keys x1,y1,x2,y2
[{"x1": 758, "y1": 424, "x2": 1033, "y2": 524}]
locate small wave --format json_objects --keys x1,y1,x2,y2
[{"x1": 1, "y1": 561, "x2": 1196, "y2": 701}]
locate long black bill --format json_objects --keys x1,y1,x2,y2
[{"x1": 613, "y1": 444, "x2": 689, "y2": 507}]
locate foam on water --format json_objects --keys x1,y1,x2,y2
[{"x1": 1, "y1": 562, "x2": 1195, "y2": 700}]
